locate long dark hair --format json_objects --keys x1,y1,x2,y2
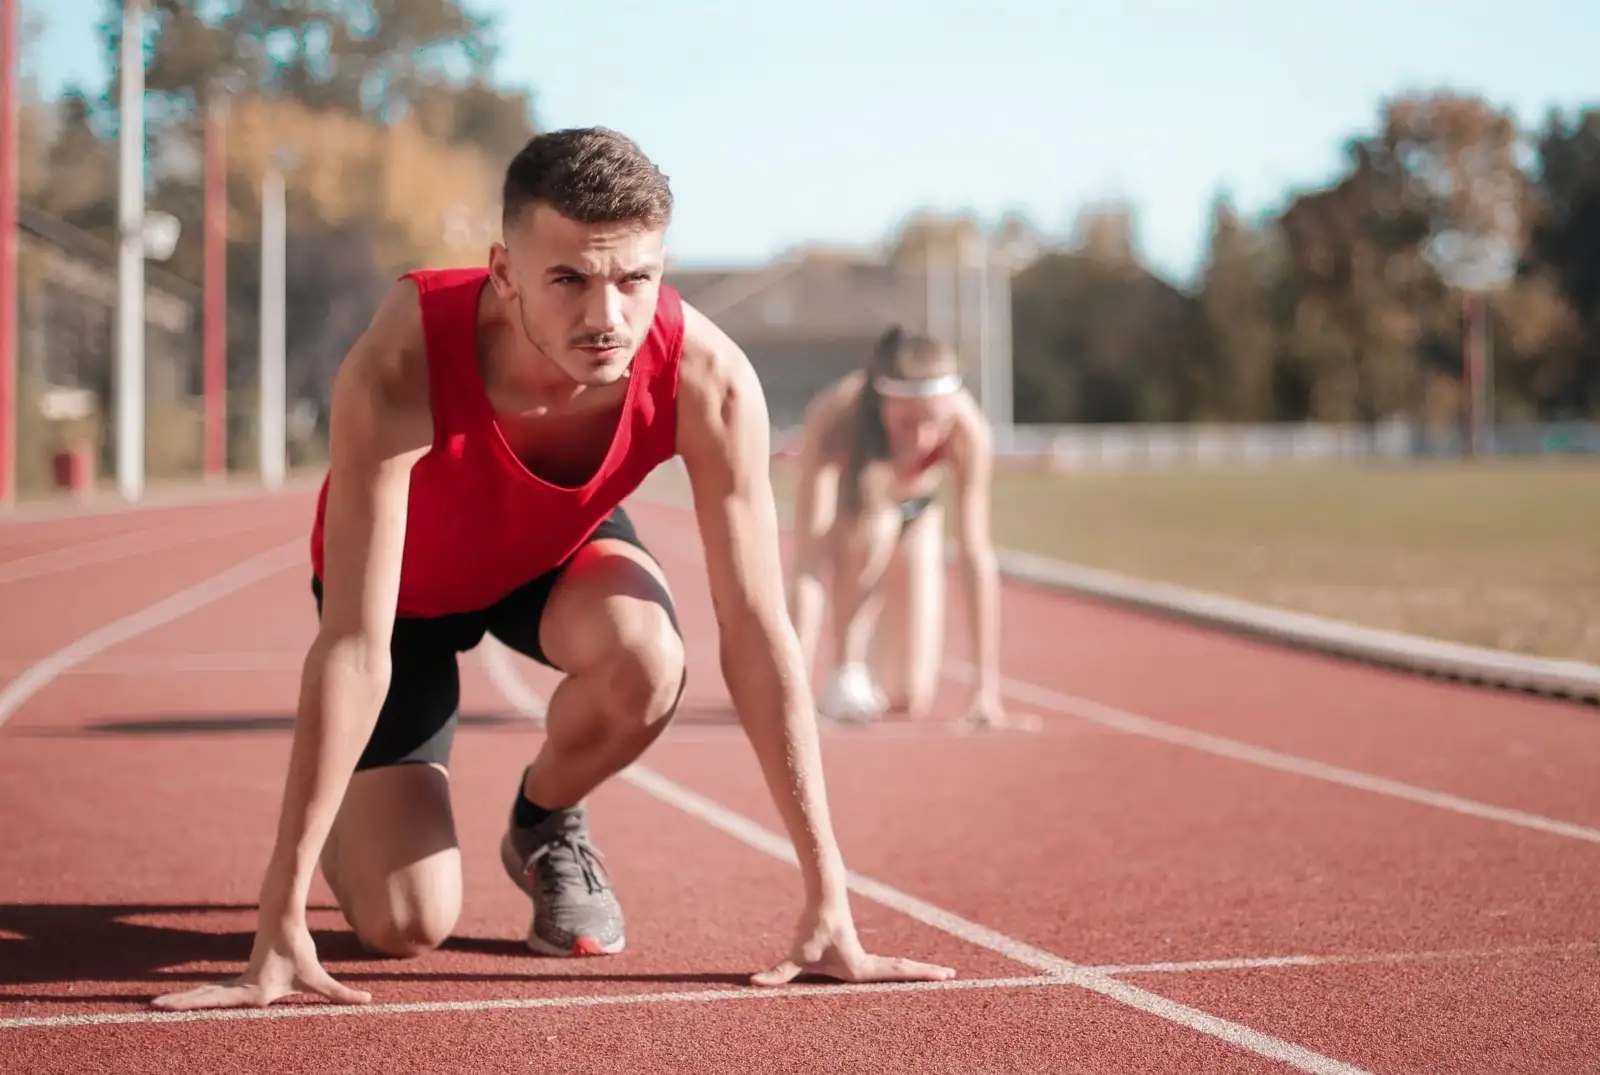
[{"x1": 840, "y1": 325, "x2": 956, "y2": 514}]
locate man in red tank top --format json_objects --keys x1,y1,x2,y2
[{"x1": 153, "y1": 127, "x2": 952, "y2": 1013}]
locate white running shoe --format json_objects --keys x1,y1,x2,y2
[{"x1": 820, "y1": 663, "x2": 887, "y2": 724}]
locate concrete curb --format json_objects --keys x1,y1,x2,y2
[{"x1": 994, "y1": 547, "x2": 1600, "y2": 707}]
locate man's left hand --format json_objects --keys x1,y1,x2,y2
[{"x1": 751, "y1": 900, "x2": 956, "y2": 987}]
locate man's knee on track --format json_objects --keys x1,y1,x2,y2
[
  {"x1": 350, "y1": 895, "x2": 460, "y2": 959},
  {"x1": 593, "y1": 603, "x2": 685, "y2": 748}
]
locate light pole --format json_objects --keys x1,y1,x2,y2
[
  {"x1": 923, "y1": 225, "x2": 957, "y2": 345},
  {"x1": 115, "y1": 0, "x2": 147, "y2": 501},
  {"x1": 258, "y1": 148, "x2": 290, "y2": 490},
  {"x1": 0, "y1": 0, "x2": 17, "y2": 506}
]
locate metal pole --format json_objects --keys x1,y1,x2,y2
[
  {"x1": 960, "y1": 231, "x2": 991, "y2": 418},
  {"x1": 203, "y1": 89, "x2": 228, "y2": 480},
  {"x1": 259, "y1": 155, "x2": 286, "y2": 489},
  {"x1": 924, "y1": 234, "x2": 955, "y2": 344},
  {"x1": 991, "y1": 256, "x2": 1014, "y2": 439},
  {"x1": 116, "y1": 0, "x2": 146, "y2": 501},
  {"x1": 0, "y1": 0, "x2": 17, "y2": 506},
  {"x1": 1462, "y1": 291, "x2": 1485, "y2": 459},
  {"x1": 1482, "y1": 299, "x2": 1496, "y2": 456}
]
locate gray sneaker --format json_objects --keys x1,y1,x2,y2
[{"x1": 499, "y1": 805, "x2": 626, "y2": 956}]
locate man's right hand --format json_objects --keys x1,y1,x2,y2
[{"x1": 150, "y1": 917, "x2": 372, "y2": 1011}]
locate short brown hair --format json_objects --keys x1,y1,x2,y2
[{"x1": 501, "y1": 127, "x2": 673, "y2": 231}]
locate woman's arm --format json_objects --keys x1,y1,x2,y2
[
  {"x1": 949, "y1": 401, "x2": 1004, "y2": 716},
  {"x1": 786, "y1": 392, "x2": 844, "y2": 681}
]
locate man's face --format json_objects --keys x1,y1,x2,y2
[{"x1": 488, "y1": 204, "x2": 666, "y2": 387}]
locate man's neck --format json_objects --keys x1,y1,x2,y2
[{"x1": 479, "y1": 295, "x2": 586, "y2": 414}]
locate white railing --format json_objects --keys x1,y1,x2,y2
[{"x1": 774, "y1": 421, "x2": 1600, "y2": 466}]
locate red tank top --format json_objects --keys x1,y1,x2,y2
[{"x1": 309, "y1": 267, "x2": 685, "y2": 618}]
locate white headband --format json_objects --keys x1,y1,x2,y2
[{"x1": 872, "y1": 372, "x2": 963, "y2": 399}]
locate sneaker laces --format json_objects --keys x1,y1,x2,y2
[{"x1": 526, "y1": 832, "x2": 611, "y2": 897}]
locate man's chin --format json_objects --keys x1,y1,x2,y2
[{"x1": 569, "y1": 346, "x2": 636, "y2": 385}]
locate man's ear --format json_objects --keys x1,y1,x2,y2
[{"x1": 487, "y1": 242, "x2": 517, "y2": 300}]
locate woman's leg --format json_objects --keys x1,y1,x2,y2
[
  {"x1": 870, "y1": 505, "x2": 945, "y2": 719},
  {"x1": 828, "y1": 503, "x2": 902, "y2": 674},
  {"x1": 820, "y1": 503, "x2": 902, "y2": 720}
]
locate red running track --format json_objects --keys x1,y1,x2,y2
[{"x1": 0, "y1": 488, "x2": 1597, "y2": 1075}]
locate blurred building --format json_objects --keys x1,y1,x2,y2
[{"x1": 668, "y1": 246, "x2": 929, "y2": 431}]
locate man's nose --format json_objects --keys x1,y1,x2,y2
[{"x1": 583, "y1": 283, "x2": 624, "y2": 335}]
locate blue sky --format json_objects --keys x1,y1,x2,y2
[{"x1": 27, "y1": 0, "x2": 1599, "y2": 285}]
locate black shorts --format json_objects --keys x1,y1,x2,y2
[
  {"x1": 897, "y1": 495, "x2": 935, "y2": 530},
  {"x1": 310, "y1": 506, "x2": 675, "y2": 772}
]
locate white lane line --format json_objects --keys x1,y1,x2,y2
[
  {"x1": 481, "y1": 644, "x2": 1370, "y2": 1075},
  {"x1": 0, "y1": 540, "x2": 305, "y2": 728},
  {"x1": 944, "y1": 662, "x2": 1600, "y2": 847},
  {"x1": 1092, "y1": 941, "x2": 1600, "y2": 976},
  {"x1": 0, "y1": 516, "x2": 275, "y2": 587},
  {"x1": 0, "y1": 653, "x2": 305, "y2": 679},
  {"x1": 0, "y1": 975, "x2": 1057, "y2": 1030}
]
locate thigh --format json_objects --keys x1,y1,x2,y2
[
  {"x1": 308, "y1": 578, "x2": 472, "y2": 948},
  {"x1": 488, "y1": 507, "x2": 681, "y2": 674},
  {"x1": 872, "y1": 505, "x2": 946, "y2": 709},
  {"x1": 535, "y1": 540, "x2": 680, "y2": 676}
]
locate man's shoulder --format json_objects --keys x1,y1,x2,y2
[
  {"x1": 344, "y1": 278, "x2": 431, "y2": 412},
  {"x1": 668, "y1": 300, "x2": 770, "y2": 466},
  {"x1": 329, "y1": 279, "x2": 434, "y2": 456},
  {"x1": 674, "y1": 301, "x2": 761, "y2": 408}
]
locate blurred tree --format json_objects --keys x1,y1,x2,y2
[
  {"x1": 410, "y1": 75, "x2": 537, "y2": 161},
  {"x1": 222, "y1": 96, "x2": 502, "y2": 268},
  {"x1": 1012, "y1": 204, "x2": 1206, "y2": 424},
  {"x1": 30, "y1": 92, "x2": 118, "y2": 234},
  {"x1": 96, "y1": 0, "x2": 532, "y2": 147},
  {"x1": 1197, "y1": 193, "x2": 1278, "y2": 420},
  {"x1": 1067, "y1": 201, "x2": 1139, "y2": 267},
  {"x1": 1276, "y1": 134, "x2": 1436, "y2": 422},
  {"x1": 1523, "y1": 108, "x2": 1600, "y2": 415},
  {"x1": 1365, "y1": 91, "x2": 1527, "y2": 291},
  {"x1": 17, "y1": 11, "x2": 53, "y2": 205}
]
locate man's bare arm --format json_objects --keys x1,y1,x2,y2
[
  {"x1": 266, "y1": 282, "x2": 432, "y2": 917},
  {"x1": 675, "y1": 303, "x2": 954, "y2": 986},
  {"x1": 676, "y1": 308, "x2": 846, "y2": 906},
  {"x1": 152, "y1": 279, "x2": 431, "y2": 1012}
]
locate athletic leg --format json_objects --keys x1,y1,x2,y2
[
  {"x1": 815, "y1": 502, "x2": 902, "y2": 723},
  {"x1": 310, "y1": 579, "x2": 484, "y2": 958},
  {"x1": 487, "y1": 509, "x2": 685, "y2": 955},
  {"x1": 320, "y1": 764, "x2": 461, "y2": 959},
  {"x1": 822, "y1": 497, "x2": 934, "y2": 721},
  {"x1": 869, "y1": 504, "x2": 946, "y2": 718}
]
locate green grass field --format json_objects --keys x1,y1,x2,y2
[
  {"x1": 978, "y1": 461, "x2": 1600, "y2": 665},
  {"x1": 659, "y1": 457, "x2": 1600, "y2": 666}
]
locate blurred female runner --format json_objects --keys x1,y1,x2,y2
[{"x1": 786, "y1": 326, "x2": 1029, "y2": 729}]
